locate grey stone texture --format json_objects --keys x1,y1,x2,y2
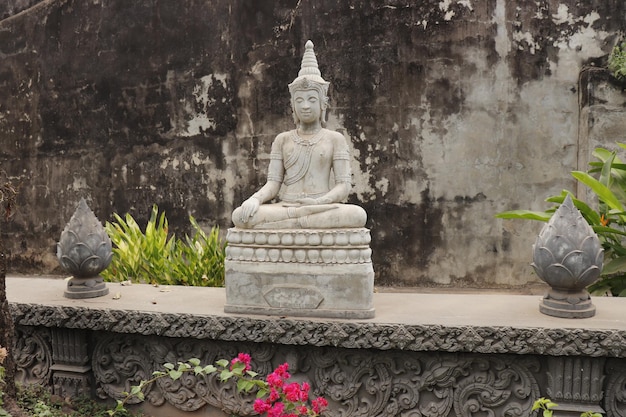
[
  {"x1": 57, "y1": 198, "x2": 111, "y2": 298},
  {"x1": 8, "y1": 277, "x2": 626, "y2": 416},
  {"x1": 532, "y1": 195, "x2": 603, "y2": 318},
  {"x1": 0, "y1": 1, "x2": 625, "y2": 289},
  {"x1": 225, "y1": 228, "x2": 375, "y2": 318}
]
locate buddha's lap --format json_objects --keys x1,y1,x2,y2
[{"x1": 232, "y1": 203, "x2": 366, "y2": 228}]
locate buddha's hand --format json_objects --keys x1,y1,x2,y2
[
  {"x1": 294, "y1": 197, "x2": 318, "y2": 205},
  {"x1": 239, "y1": 197, "x2": 261, "y2": 223},
  {"x1": 294, "y1": 197, "x2": 332, "y2": 205}
]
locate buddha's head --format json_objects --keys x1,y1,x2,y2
[{"x1": 288, "y1": 40, "x2": 329, "y2": 127}]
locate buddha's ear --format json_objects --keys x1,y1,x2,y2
[{"x1": 322, "y1": 95, "x2": 329, "y2": 109}]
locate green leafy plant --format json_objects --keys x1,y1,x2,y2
[
  {"x1": 609, "y1": 39, "x2": 626, "y2": 81},
  {"x1": 102, "y1": 205, "x2": 225, "y2": 287},
  {"x1": 531, "y1": 398, "x2": 602, "y2": 417},
  {"x1": 103, "y1": 205, "x2": 175, "y2": 284},
  {"x1": 0, "y1": 346, "x2": 8, "y2": 417},
  {"x1": 15, "y1": 383, "x2": 141, "y2": 417},
  {"x1": 167, "y1": 216, "x2": 225, "y2": 286},
  {"x1": 532, "y1": 398, "x2": 558, "y2": 417},
  {"x1": 110, "y1": 353, "x2": 328, "y2": 417},
  {"x1": 497, "y1": 143, "x2": 626, "y2": 296}
]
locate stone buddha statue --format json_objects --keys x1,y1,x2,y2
[
  {"x1": 232, "y1": 40, "x2": 367, "y2": 230},
  {"x1": 226, "y1": 40, "x2": 374, "y2": 319}
]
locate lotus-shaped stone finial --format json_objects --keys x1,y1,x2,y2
[
  {"x1": 57, "y1": 198, "x2": 111, "y2": 298},
  {"x1": 532, "y1": 194, "x2": 603, "y2": 318}
]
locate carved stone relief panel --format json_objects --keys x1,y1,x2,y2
[
  {"x1": 604, "y1": 359, "x2": 626, "y2": 417},
  {"x1": 305, "y1": 349, "x2": 542, "y2": 417},
  {"x1": 13, "y1": 325, "x2": 626, "y2": 417},
  {"x1": 13, "y1": 325, "x2": 52, "y2": 386},
  {"x1": 90, "y1": 332, "x2": 542, "y2": 417}
]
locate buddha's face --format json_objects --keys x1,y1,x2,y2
[{"x1": 292, "y1": 89, "x2": 322, "y2": 125}]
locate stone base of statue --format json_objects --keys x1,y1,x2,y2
[
  {"x1": 224, "y1": 228, "x2": 375, "y2": 319},
  {"x1": 64, "y1": 276, "x2": 109, "y2": 299}
]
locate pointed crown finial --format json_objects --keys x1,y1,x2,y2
[
  {"x1": 298, "y1": 40, "x2": 321, "y2": 78},
  {"x1": 289, "y1": 40, "x2": 329, "y2": 95}
]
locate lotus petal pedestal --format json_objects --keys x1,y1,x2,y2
[
  {"x1": 64, "y1": 276, "x2": 109, "y2": 299},
  {"x1": 224, "y1": 228, "x2": 375, "y2": 319},
  {"x1": 57, "y1": 198, "x2": 111, "y2": 299}
]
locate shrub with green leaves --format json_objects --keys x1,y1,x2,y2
[
  {"x1": 168, "y1": 216, "x2": 225, "y2": 286},
  {"x1": 102, "y1": 205, "x2": 225, "y2": 287},
  {"x1": 110, "y1": 353, "x2": 328, "y2": 417},
  {"x1": 497, "y1": 143, "x2": 626, "y2": 296},
  {"x1": 531, "y1": 398, "x2": 602, "y2": 417},
  {"x1": 608, "y1": 40, "x2": 626, "y2": 81},
  {"x1": 16, "y1": 384, "x2": 141, "y2": 417},
  {"x1": 0, "y1": 346, "x2": 7, "y2": 417}
]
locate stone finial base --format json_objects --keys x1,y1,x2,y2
[
  {"x1": 64, "y1": 276, "x2": 109, "y2": 299},
  {"x1": 224, "y1": 228, "x2": 375, "y2": 319},
  {"x1": 539, "y1": 290, "x2": 596, "y2": 319}
]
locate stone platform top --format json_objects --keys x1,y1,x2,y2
[{"x1": 7, "y1": 276, "x2": 626, "y2": 357}]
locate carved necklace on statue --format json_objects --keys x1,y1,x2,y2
[{"x1": 283, "y1": 128, "x2": 324, "y2": 186}]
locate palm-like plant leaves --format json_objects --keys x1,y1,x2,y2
[
  {"x1": 497, "y1": 143, "x2": 626, "y2": 296},
  {"x1": 102, "y1": 206, "x2": 225, "y2": 287}
]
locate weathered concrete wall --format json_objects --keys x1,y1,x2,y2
[
  {"x1": 578, "y1": 69, "x2": 626, "y2": 201},
  {"x1": 0, "y1": 0, "x2": 624, "y2": 288}
]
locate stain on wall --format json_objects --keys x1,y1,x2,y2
[{"x1": 0, "y1": 0, "x2": 624, "y2": 289}]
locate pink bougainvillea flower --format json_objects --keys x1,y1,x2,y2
[
  {"x1": 231, "y1": 352, "x2": 252, "y2": 372},
  {"x1": 267, "y1": 402, "x2": 285, "y2": 417},
  {"x1": 269, "y1": 387, "x2": 281, "y2": 402},
  {"x1": 224, "y1": 355, "x2": 327, "y2": 416},
  {"x1": 283, "y1": 382, "x2": 303, "y2": 402},
  {"x1": 267, "y1": 372, "x2": 285, "y2": 388},
  {"x1": 311, "y1": 397, "x2": 328, "y2": 414},
  {"x1": 253, "y1": 398, "x2": 272, "y2": 414},
  {"x1": 274, "y1": 363, "x2": 290, "y2": 377}
]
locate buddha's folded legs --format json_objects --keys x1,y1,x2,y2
[{"x1": 232, "y1": 203, "x2": 366, "y2": 229}]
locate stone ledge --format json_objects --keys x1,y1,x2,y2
[{"x1": 7, "y1": 277, "x2": 626, "y2": 358}]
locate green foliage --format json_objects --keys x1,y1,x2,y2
[
  {"x1": 109, "y1": 358, "x2": 259, "y2": 416},
  {"x1": 531, "y1": 398, "x2": 603, "y2": 417},
  {"x1": 0, "y1": 347, "x2": 8, "y2": 417},
  {"x1": 532, "y1": 398, "x2": 558, "y2": 417},
  {"x1": 581, "y1": 413, "x2": 604, "y2": 417},
  {"x1": 110, "y1": 354, "x2": 327, "y2": 417},
  {"x1": 167, "y1": 216, "x2": 225, "y2": 286},
  {"x1": 497, "y1": 143, "x2": 626, "y2": 296},
  {"x1": 29, "y1": 400, "x2": 54, "y2": 417},
  {"x1": 102, "y1": 205, "x2": 225, "y2": 287},
  {"x1": 609, "y1": 40, "x2": 626, "y2": 81},
  {"x1": 102, "y1": 205, "x2": 175, "y2": 284},
  {"x1": 16, "y1": 384, "x2": 141, "y2": 417}
]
